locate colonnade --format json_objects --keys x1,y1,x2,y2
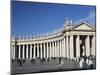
[{"x1": 11, "y1": 34, "x2": 95, "y2": 60}]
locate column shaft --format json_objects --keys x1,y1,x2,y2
[
  {"x1": 47, "y1": 42, "x2": 49, "y2": 58},
  {"x1": 52, "y1": 42, "x2": 54, "y2": 57},
  {"x1": 91, "y1": 35, "x2": 95, "y2": 56},
  {"x1": 70, "y1": 35, "x2": 74, "y2": 58},
  {"x1": 52, "y1": 42, "x2": 53, "y2": 57},
  {"x1": 34, "y1": 44, "x2": 36, "y2": 59},
  {"x1": 26, "y1": 45, "x2": 28, "y2": 59},
  {"x1": 59, "y1": 40, "x2": 62, "y2": 57},
  {"x1": 55, "y1": 41, "x2": 57, "y2": 57},
  {"x1": 85, "y1": 35, "x2": 90, "y2": 57},
  {"x1": 18, "y1": 45, "x2": 21, "y2": 59},
  {"x1": 40, "y1": 43, "x2": 42, "y2": 59},
  {"x1": 14, "y1": 45, "x2": 15, "y2": 59},
  {"x1": 57, "y1": 40, "x2": 60, "y2": 57},
  {"x1": 49, "y1": 42, "x2": 51, "y2": 58},
  {"x1": 56, "y1": 41, "x2": 58, "y2": 57},
  {"x1": 61, "y1": 40, "x2": 63, "y2": 57},
  {"x1": 22, "y1": 45, "x2": 25, "y2": 59},
  {"x1": 11, "y1": 45, "x2": 13, "y2": 59},
  {"x1": 37, "y1": 44, "x2": 39, "y2": 58},
  {"x1": 66, "y1": 36, "x2": 69, "y2": 58},
  {"x1": 12, "y1": 45, "x2": 15, "y2": 59},
  {"x1": 76, "y1": 35, "x2": 80, "y2": 57},
  {"x1": 63, "y1": 38, "x2": 66, "y2": 57},
  {"x1": 30, "y1": 44, "x2": 32, "y2": 59},
  {"x1": 44, "y1": 43, "x2": 46, "y2": 58}
]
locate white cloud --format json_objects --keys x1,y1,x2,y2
[{"x1": 74, "y1": 11, "x2": 95, "y2": 25}]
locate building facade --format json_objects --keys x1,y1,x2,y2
[{"x1": 11, "y1": 20, "x2": 96, "y2": 60}]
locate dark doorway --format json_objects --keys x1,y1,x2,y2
[{"x1": 80, "y1": 35, "x2": 87, "y2": 57}]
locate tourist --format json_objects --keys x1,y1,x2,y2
[
  {"x1": 88, "y1": 58, "x2": 94, "y2": 69},
  {"x1": 79, "y1": 57, "x2": 85, "y2": 69}
]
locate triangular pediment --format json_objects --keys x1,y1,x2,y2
[{"x1": 73, "y1": 22, "x2": 95, "y2": 30}]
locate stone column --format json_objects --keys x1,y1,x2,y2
[
  {"x1": 52, "y1": 41, "x2": 55, "y2": 57},
  {"x1": 53, "y1": 42, "x2": 55, "y2": 58},
  {"x1": 40, "y1": 43, "x2": 42, "y2": 59},
  {"x1": 12, "y1": 45, "x2": 15, "y2": 59},
  {"x1": 56, "y1": 41, "x2": 58, "y2": 57},
  {"x1": 47, "y1": 42, "x2": 49, "y2": 58},
  {"x1": 22, "y1": 45, "x2": 25, "y2": 59},
  {"x1": 51, "y1": 42, "x2": 52, "y2": 58},
  {"x1": 57, "y1": 40, "x2": 60, "y2": 57},
  {"x1": 85, "y1": 35, "x2": 90, "y2": 57},
  {"x1": 32, "y1": 45, "x2": 34, "y2": 59},
  {"x1": 61, "y1": 40, "x2": 63, "y2": 57},
  {"x1": 66, "y1": 36, "x2": 69, "y2": 58},
  {"x1": 91, "y1": 35, "x2": 95, "y2": 56},
  {"x1": 14, "y1": 45, "x2": 15, "y2": 59},
  {"x1": 76, "y1": 35, "x2": 80, "y2": 57},
  {"x1": 60, "y1": 40, "x2": 62, "y2": 57},
  {"x1": 63, "y1": 38, "x2": 66, "y2": 57},
  {"x1": 54, "y1": 41, "x2": 57, "y2": 57},
  {"x1": 30, "y1": 44, "x2": 32, "y2": 59},
  {"x1": 44, "y1": 43, "x2": 46, "y2": 58},
  {"x1": 18, "y1": 45, "x2": 21, "y2": 59},
  {"x1": 33, "y1": 44, "x2": 36, "y2": 59},
  {"x1": 37, "y1": 44, "x2": 39, "y2": 58},
  {"x1": 61, "y1": 39, "x2": 63, "y2": 57},
  {"x1": 26, "y1": 44, "x2": 28, "y2": 59},
  {"x1": 70, "y1": 35, "x2": 74, "y2": 59},
  {"x1": 49, "y1": 42, "x2": 51, "y2": 58},
  {"x1": 52, "y1": 42, "x2": 54, "y2": 57},
  {"x1": 11, "y1": 45, "x2": 13, "y2": 59}
]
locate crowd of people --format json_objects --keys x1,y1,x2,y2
[
  {"x1": 79, "y1": 55, "x2": 95, "y2": 69},
  {"x1": 14, "y1": 55, "x2": 95, "y2": 69}
]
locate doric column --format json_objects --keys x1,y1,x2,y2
[
  {"x1": 22, "y1": 45, "x2": 25, "y2": 59},
  {"x1": 61, "y1": 39, "x2": 63, "y2": 57},
  {"x1": 60, "y1": 40, "x2": 62, "y2": 57},
  {"x1": 66, "y1": 36, "x2": 69, "y2": 58},
  {"x1": 30, "y1": 44, "x2": 32, "y2": 59},
  {"x1": 70, "y1": 35, "x2": 74, "y2": 58},
  {"x1": 33, "y1": 44, "x2": 36, "y2": 59},
  {"x1": 18, "y1": 45, "x2": 21, "y2": 59},
  {"x1": 47, "y1": 42, "x2": 49, "y2": 58},
  {"x1": 40, "y1": 43, "x2": 42, "y2": 59},
  {"x1": 54, "y1": 41, "x2": 57, "y2": 57},
  {"x1": 76, "y1": 35, "x2": 80, "y2": 57},
  {"x1": 44, "y1": 43, "x2": 46, "y2": 58},
  {"x1": 63, "y1": 38, "x2": 66, "y2": 57},
  {"x1": 52, "y1": 42, "x2": 54, "y2": 57},
  {"x1": 26, "y1": 44, "x2": 28, "y2": 59},
  {"x1": 57, "y1": 40, "x2": 60, "y2": 57},
  {"x1": 56, "y1": 41, "x2": 58, "y2": 57},
  {"x1": 85, "y1": 35, "x2": 90, "y2": 57},
  {"x1": 11, "y1": 45, "x2": 13, "y2": 59},
  {"x1": 12, "y1": 45, "x2": 15, "y2": 59},
  {"x1": 49, "y1": 42, "x2": 51, "y2": 58},
  {"x1": 14, "y1": 45, "x2": 15, "y2": 59},
  {"x1": 51, "y1": 42, "x2": 52, "y2": 57},
  {"x1": 61, "y1": 40, "x2": 63, "y2": 57},
  {"x1": 91, "y1": 35, "x2": 95, "y2": 56},
  {"x1": 37, "y1": 44, "x2": 39, "y2": 58}
]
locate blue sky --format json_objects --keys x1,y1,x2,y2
[{"x1": 12, "y1": 1, "x2": 96, "y2": 37}]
